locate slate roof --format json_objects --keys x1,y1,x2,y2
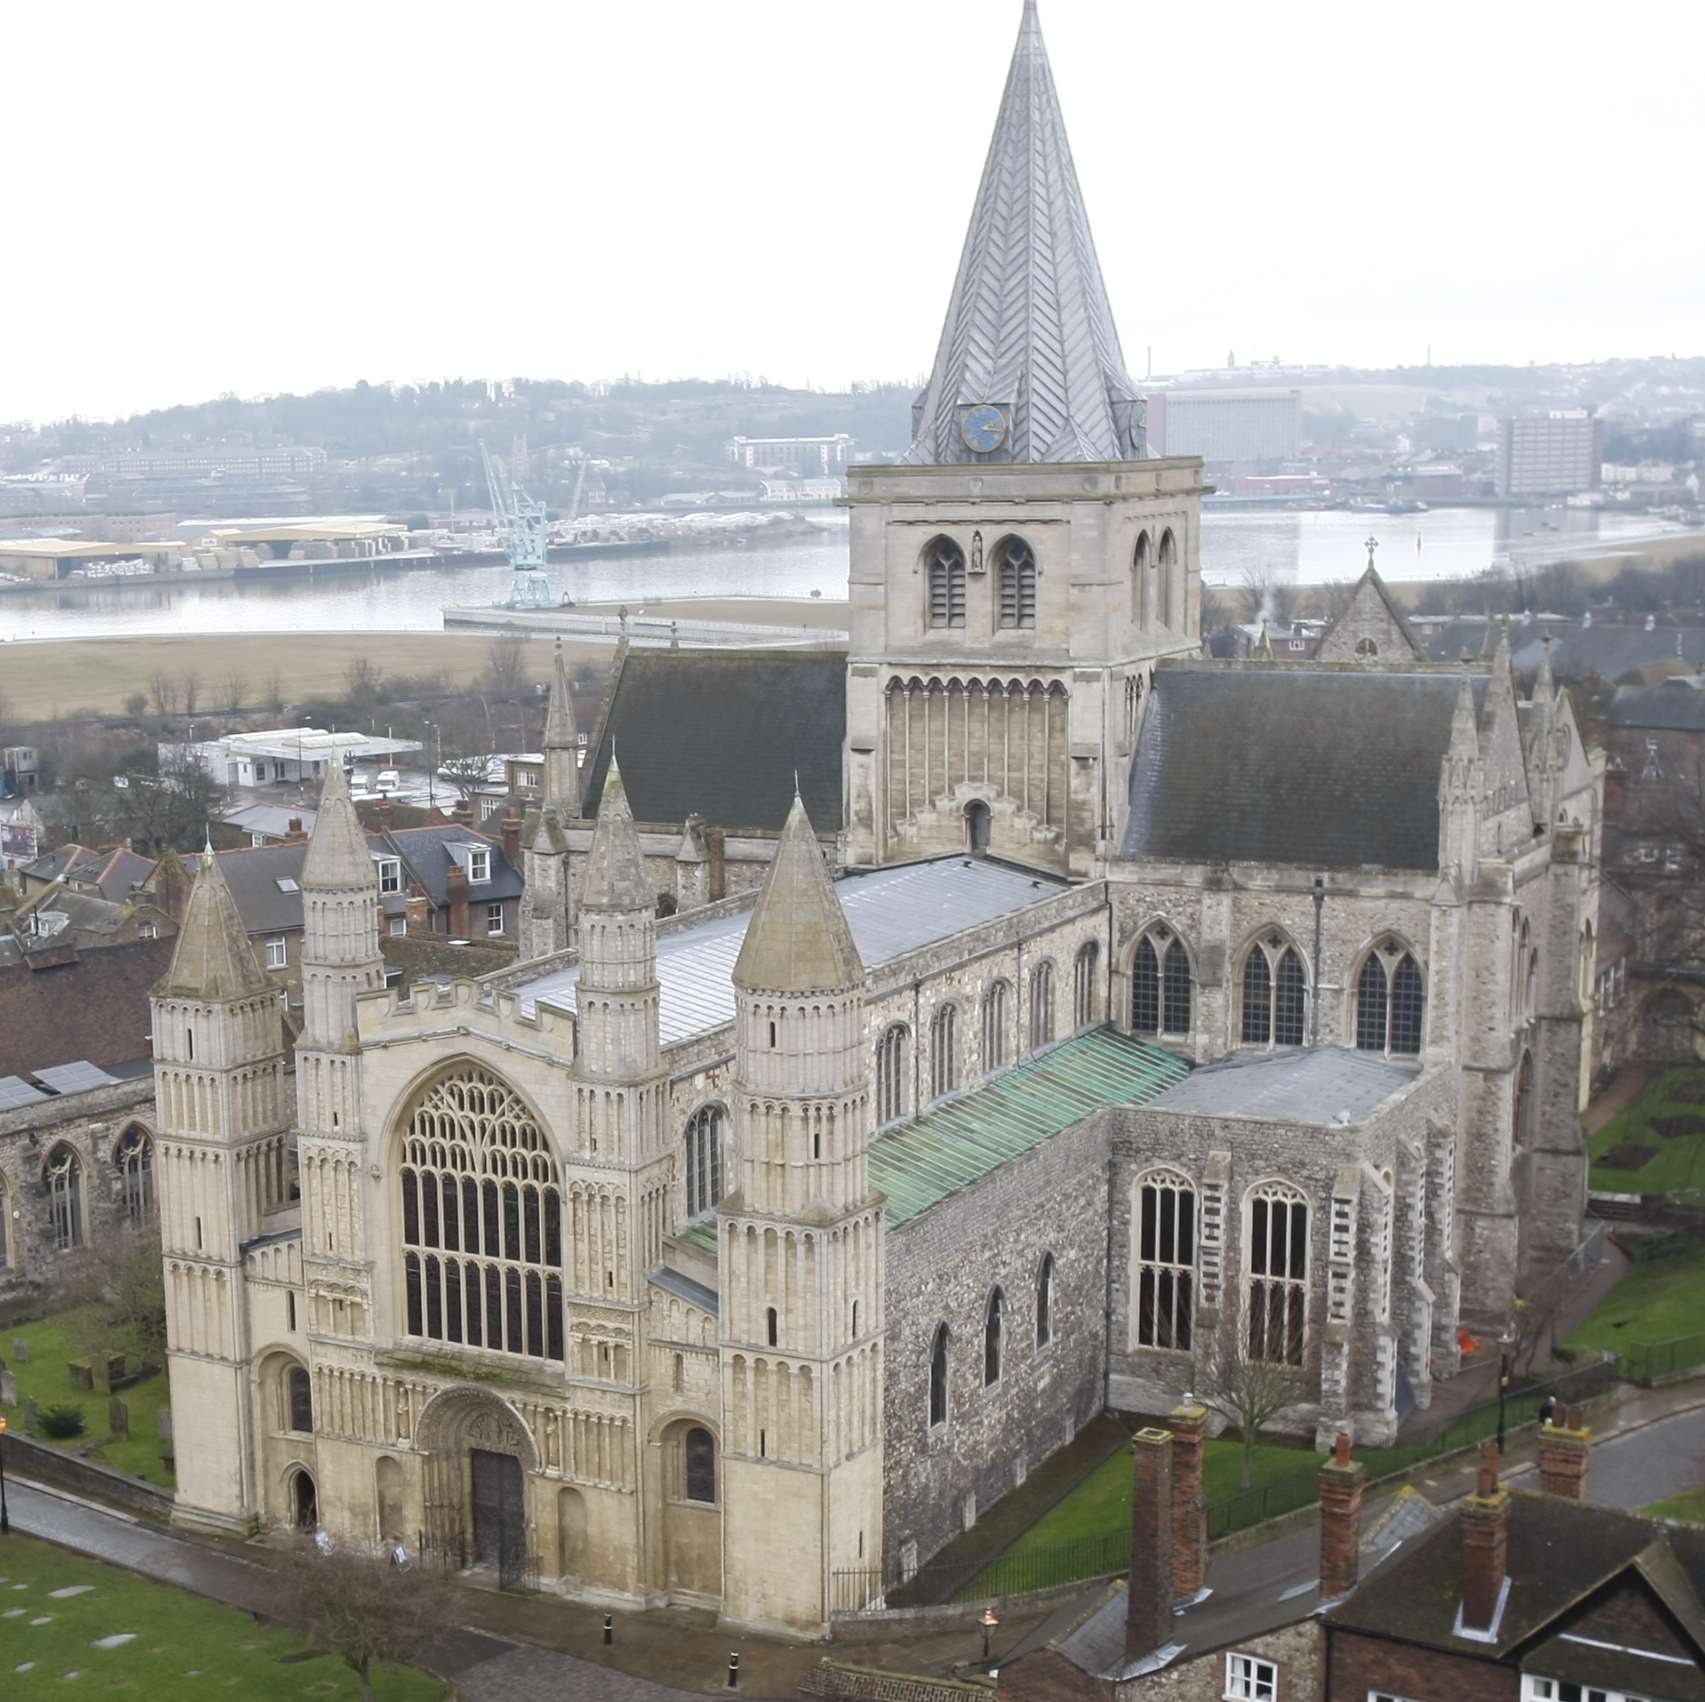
[
  {"x1": 213, "y1": 843, "x2": 313, "y2": 934},
  {"x1": 0, "y1": 933, "x2": 176, "y2": 1078},
  {"x1": 1326, "y1": 1489, "x2": 1705, "y2": 1688},
  {"x1": 1123, "y1": 664, "x2": 1489, "y2": 871},
  {"x1": 517, "y1": 855, "x2": 1065, "y2": 1044},
  {"x1": 584, "y1": 647, "x2": 845, "y2": 834},
  {"x1": 1145, "y1": 1046, "x2": 1421, "y2": 1126},
  {"x1": 874, "y1": 1028, "x2": 1187, "y2": 1229},
  {"x1": 1609, "y1": 678, "x2": 1705, "y2": 732},
  {"x1": 1419, "y1": 619, "x2": 1705, "y2": 681},
  {"x1": 905, "y1": 0, "x2": 1143, "y2": 466},
  {"x1": 381, "y1": 824, "x2": 523, "y2": 908}
]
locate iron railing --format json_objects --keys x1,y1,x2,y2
[{"x1": 1621, "y1": 1332, "x2": 1705, "y2": 1385}]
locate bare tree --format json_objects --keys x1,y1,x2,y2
[
  {"x1": 344, "y1": 656, "x2": 384, "y2": 707},
  {"x1": 221, "y1": 669, "x2": 246, "y2": 712},
  {"x1": 1309, "y1": 578, "x2": 1359, "y2": 624},
  {"x1": 63, "y1": 1225, "x2": 168, "y2": 1374},
  {"x1": 1238, "y1": 565, "x2": 1295, "y2": 629},
  {"x1": 180, "y1": 670, "x2": 201, "y2": 715},
  {"x1": 483, "y1": 632, "x2": 528, "y2": 696},
  {"x1": 275, "y1": 1538, "x2": 457, "y2": 1702},
  {"x1": 1191, "y1": 1307, "x2": 1311, "y2": 1489},
  {"x1": 148, "y1": 671, "x2": 179, "y2": 716},
  {"x1": 261, "y1": 669, "x2": 284, "y2": 712}
]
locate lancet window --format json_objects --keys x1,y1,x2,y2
[
  {"x1": 876, "y1": 1022, "x2": 910, "y2": 1125},
  {"x1": 1355, "y1": 940, "x2": 1426, "y2": 1057},
  {"x1": 1240, "y1": 933, "x2": 1308, "y2": 1047},
  {"x1": 115, "y1": 1125, "x2": 154, "y2": 1223},
  {"x1": 1246, "y1": 1182, "x2": 1308, "y2": 1366},
  {"x1": 1131, "y1": 926, "x2": 1192, "y2": 1039},
  {"x1": 1135, "y1": 1170, "x2": 1195, "y2": 1350},
  {"x1": 685, "y1": 1104, "x2": 724, "y2": 1218}
]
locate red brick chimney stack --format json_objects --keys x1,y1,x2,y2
[
  {"x1": 446, "y1": 863, "x2": 470, "y2": 938},
  {"x1": 1126, "y1": 1428, "x2": 1175, "y2": 1661},
  {"x1": 1169, "y1": 1405, "x2": 1209, "y2": 1600},
  {"x1": 1460, "y1": 1443, "x2": 1511, "y2": 1634},
  {"x1": 1537, "y1": 1405, "x2": 1591, "y2": 1501},
  {"x1": 404, "y1": 892, "x2": 431, "y2": 934},
  {"x1": 1318, "y1": 1431, "x2": 1367, "y2": 1601}
]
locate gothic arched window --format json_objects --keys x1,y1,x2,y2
[
  {"x1": 984, "y1": 1288, "x2": 1004, "y2": 1386},
  {"x1": 1029, "y1": 960, "x2": 1056, "y2": 1050},
  {"x1": 1135, "y1": 1170, "x2": 1195, "y2": 1350},
  {"x1": 995, "y1": 535, "x2": 1037, "y2": 630},
  {"x1": 1036, "y1": 1252, "x2": 1055, "y2": 1348},
  {"x1": 0, "y1": 1174, "x2": 9, "y2": 1269},
  {"x1": 876, "y1": 1023, "x2": 910, "y2": 1125},
  {"x1": 1356, "y1": 941, "x2": 1426, "y2": 1057},
  {"x1": 400, "y1": 1065, "x2": 564, "y2": 1362},
  {"x1": 1246, "y1": 1182, "x2": 1308, "y2": 1366},
  {"x1": 1240, "y1": 934, "x2": 1308, "y2": 1047},
  {"x1": 1157, "y1": 528, "x2": 1178, "y2": 628},
  {"x1": 929, "y1": 1324, "x2": 950, "y2": 1428},
  {"x1": 46, "y1": 1145, "x2": 82, "y2": 1251},
  {"x1": 684, "y1": 1426, "x2": 716, "y2": 1503},
  {"x1": 1133, "y1": 531, "x2": 1151, "y2": 624},
  {"x1": 924, "y1": 535, "x2": 967, "y2": 630},
  {"x1": 685, "y1": 1105, "x2": 724, "y2": 1219},
  {"x1": 115, "y1": 1125, "x2": 154, "y2": 1224},
  {"x1": 1131, "y1": 926, "x2": 1192, "y2": 1039},
  {"x1": 931, "y1": 1004, "x2": 959, "y2": 1099},
  {"x1": 982, "y1": 980, "x2": 1011, "y2": 1074},
  {"x1": 1074, "y1": 941, "x2": 1100, "y2": 1029},
  {"x1": 287, "y1": 1363, "x2": 314, "y2": 1433},
  {"x1": 1515, "y1": 1051, "x2": 1535, "y2": 1151}
]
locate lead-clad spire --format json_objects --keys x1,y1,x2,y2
[
  {"x1": 735, "y1": 795, "x2": 863, "y2": 993},
  {"x1": 906, "y1": 0, "x2": 1145, "y2": 466}
]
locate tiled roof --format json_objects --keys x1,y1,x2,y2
[
  {"x1": 0, "y1": 934, "x2": 176, "y2": 1078},
  {"x1": 874, "y1": 1029, "x2": 1188, "y2": 1229},
  {"x1": 1123, "y1": 664, "x2": 1489, "y2": 871},
  {"x1": 584, "y1": 647, "x2": 845, "y2": 834},
  {"x1": 1609, "y1": 679, "x2": 1705, "y2": 732}
]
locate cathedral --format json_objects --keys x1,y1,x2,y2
[{"x1": 154, "y1": 0, "x2": 1602, "y2": 1639}]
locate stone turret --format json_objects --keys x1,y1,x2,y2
[
  {"x1": 521, "y1": 641, "x2": 578, "y2": 959},
  {"x1": 151, "y1": 849, "x2": 291, "y2": 1535},
  {"x1": 719, "y1": 794, "x2": 884, "y2": 1635}
]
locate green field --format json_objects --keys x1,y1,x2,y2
[
  {"x1": 1588, "y1": 1067, "x2": 1705, "y2": 1193},
  {"x1": 1646, "y1": 1487, "x2": 1705, "y2": 1523},
  {"x1": 0, "y1": 1533, "x2": 440, "y2": 1699},
  {"x1": 1, "y1": 1312, "x2": 174, "y2": 1487}
]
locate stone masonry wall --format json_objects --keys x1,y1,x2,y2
[{"x1": 1113, "y1": 1619, "x2": 1320, "y2": 1702}]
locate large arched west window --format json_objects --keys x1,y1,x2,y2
[
  {"x1": 924, "y1": 535, "x2": 967, "y2": 629},
  {"x1": 1073, "y1": 941, "x2": 1100, "y2": 1029},
  {"x1": 684, "y1": 1105, "x2": 724, "y2": 1219},
  {"x1": 982, "y1": 981, "x2": 1011, "y2": 1074},
  {"x1": 1157, "y1": 528, "x2": 1178, "y2": 628},
  {"x1": 876, "y1": 1023, "x2": 910, "y2": 1125},
  {"x1": 46, "y1": 1145, "x2": 83, "y2": 1252},
  {"x1": 1135, "y1": 1170, "x2": 1195, "y2": 1351},
  {"x1": 115, "y1": 1125, "x2": 154, "y2": 1224},
  {"x1": 1029, "y1": 960, "x2": 1056, "y2": 1049},
  {"x1": 995, "y1": 535, "x2": 1037, "y2": 630},
  {"x1": 984, "y1": 1288, "x2": 1004, "y2": 1386},
  {"x1": 1246, "y1": 1182, "x2": 1308, "y2": 1366},
  {"x1": 1355, "y1": 941, "x2": 1426, "y2": 1057},
  {"x1": 1131, "y1": 926, "x2": 1193, "y2": 1040},
  {"x1": 1240, "y1": 933, "x2": 1308, "y2": 1047},
  {"x1": 929, "y1": 1324, "x2": 950, "y2": 1428},
  {"x1": 400, "y1": 1065, "x2": 564, "y2": 1362},
  {"x1": 931, "y1": 1004, "x2": 959, "y2": 1099},
  {"x1": 1036, "y1": 1252, "x2": 1055, "y2": 1348}
]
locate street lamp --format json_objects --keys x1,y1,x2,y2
[
  {"x1": 978, "y1": 1606, "x2": 1000, "y2": 1665},
  {"x1": 0, "y1": 1414, "x2": 10, "y2": 1533},
  {"x1": 1495, "y1": 1324, "x2": 1518, "y2": 1455}
]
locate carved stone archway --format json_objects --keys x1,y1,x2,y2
[{"x1": 415, "y1": 1386, "x2": 538, "y2": 1561}]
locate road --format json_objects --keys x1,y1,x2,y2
[{"x1": 1584, "y1": 1404, "x2": 1705, "y2": 1511}]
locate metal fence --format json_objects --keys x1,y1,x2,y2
[
  {"x1": 1622, "y1": 1332, "x2": 1705, "y2": 1385},
  {"x1": 829, "y1": 1356, "x2": 1624, "y2": 1616},
  {"x1": 415, "y1": 1528, "x2": 540, "y2": 1595}
]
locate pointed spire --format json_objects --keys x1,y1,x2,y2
[
  {"x1": 1449, "y1": 673, "x2": 1480, "y2": 756},
  {"x1": 154, "y1": 850, "x2": 272, "y2": 1001},
  {"x1": 1492, "y1": 618, "x2": 1513, "y2": 695},
  {"x1": 1534, "y1": 635, "x2": 1556, "y2": 707},
  {"x1": 1480, "y1": 610, "x2": 1500, "y2": 658},
  {"x1": 906, "y1": 0, "x2": 1143, "y2": 465},
  {"x1": 581, "y1": 757, "x2": 651, "y2": 911},
  {"x1": 302, "y1": 760, "x2": 375, "y2": 890},
  {"x1": 735, "y1": 796, "x2": 863, "y2": 993},
  {"x1": 541, "y1": 640, "x2": 581, "y2": 813}
]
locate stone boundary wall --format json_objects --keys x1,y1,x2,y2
[
  {"x1": 6, "y1": 1432, "x2": 173, "y2": 1521},
  {"x1": 801, "y1": 1660, "x2": 994, "y2": 1699}
]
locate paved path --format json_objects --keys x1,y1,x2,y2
[{"x1": 1581, "y1": 1403, "x2": 1705, "y2": 1510}]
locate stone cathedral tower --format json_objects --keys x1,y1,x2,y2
[
  {"x1": 844, "y1": 0, "x2": 1207, "y2": 877},
  {"x1": 522, "y1": 641, "x2": 579, "y2": 960},
  {"x1": 153, "y1": 849, "x2": 292, "y2": 1532},
  {"x1": 718, "y1": 797, "x2": 885, "y2": 1635}
]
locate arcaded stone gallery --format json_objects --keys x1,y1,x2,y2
[{"x1": 155, "y1": 1, "x2": 1602, "y2": 1638}]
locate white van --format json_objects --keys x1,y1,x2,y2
[{"x1": 376, "y1": 769, "x2": 401, "y2": 792}]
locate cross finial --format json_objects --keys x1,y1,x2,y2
[{"x1": 1364, "y1": 535, "x2": 1379, "y2": 570}]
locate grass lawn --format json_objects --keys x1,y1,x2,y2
[
  {"x1": 1646, "y1": 1488, "x2": 1705, "y2": 1523},
  {"x1": 1588, "y1": 1066, "x2": 1705, "y2": 1193},
  {"x1": 1562, "y1": 1241, "x2": 1705, "y2": 1360},
  {"x1": 0, "y1": 1532, "x2": 441, "y2": 1699},
  {"x1": 1, "y1": 1312, "x2": 174, "y2": 1488}
]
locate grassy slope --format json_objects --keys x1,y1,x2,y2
[
  {"x1": 3, "y1": 1313, "x2": 173, "y2": 1487},
  {"x1": 1588, "y1": 1066, "x2": 1705, "y2": 1193},
  {"x1": 0, "y1": 1531, "x2": 439, "y2": 1700},
  {"x1": 1646, "y1": 1487, "x2": 1705, "y2": 1523},
  {"x1": 1563, "y1": 1243, "x2": 1705, "y2": 1355}
]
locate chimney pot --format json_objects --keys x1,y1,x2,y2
[
  {"x1": 1126, "y1": 1429, "x2": 1175, "y2": 1661},
  {"x1": 1461, "y1": 1442, "x2": 1511, "y2": 1634},
  {"x1": 1168, "y1": 1406, "x2": 1209, "y2": 1601},
  {"x1": 1537, "y1": 1408, "x2": 1592, "y2": 1502},
  {"x1": 1318, "y1": 1435, "x2": 1367, "y2": 1600}
]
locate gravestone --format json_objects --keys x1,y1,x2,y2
[
  {"x1": 68, "y1": 1360, "x2": 94, "y2": 1392},
  {"x1": 22, "y1": 1397, "x2": 39, "y2": 1435},
  {"x1": 12, "y1": 1340, "x2": 29, "y2": 1364},
  {"x1": 158, "y1": 1409, "x2": 173, "y2": 1443},
  {"x1": 108, "y1": 1397, "x2": 129, "y2": 1440},
  {"x1": 0, "y1": 1369, "x2": 16, "y2": 1407}
]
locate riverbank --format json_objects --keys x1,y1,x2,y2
[{"x1": 0, "y1": 629, "x2": 603, "y2": 717}]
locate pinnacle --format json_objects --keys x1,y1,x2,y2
[
  {"x1": 734, "y1": 795, "x2": 863, "y2": 994},
  {"x1": 154, "y1": 850, "x2": 273, "y2": 1003},
  {"x1": 302, "y1": 759, "x2": 376, "y2": 891},
  {"x1": 580, "y1": 756, "x2": 651, "y2": 911},
  {"x1": 545, "y1": 640, "x2": 577, "y2": 748}
]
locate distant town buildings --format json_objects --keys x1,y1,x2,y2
[
  {"x1": 1147, "y1": 388, "x2": 1302, "y2": 464},
  {"x1": 1496, "y1": 408, "x2": 1603, "y2": 497},
  {"x1": 170, "y1": 727, "x2": 422, "y2": 788},
  {"x1": 726, "y1": 432, "x2": 853, "y2": 475},
  {"x1": 66, "y1": 447, "x2": 327, "y2": 480}
]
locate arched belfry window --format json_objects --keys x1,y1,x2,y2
[
  {"x1": 685, "y1": 1105, "x2": 724, "y2": 1218},
  {"x1": 115, "y1": 1125, "x2": 154, "y2": 1223},
  {"x1": 1157, "y1": 529, "x2": 1178, "y2": 628},
  {"x1": 984, "y1": 1288, "x2": 1004, "y2": 1386},
  {"x1": 1240, "y1": 933, "x2": 1308, "y2": 1047},
  {"x1": 995, "y1": 536, "x2": 1037, "y2": 629},
  {"x1": 925, "y1": 536, "x2": 967, "y2": 629},
  {"x1": 400, "y1": 1064, "x2": 564, "y2": 1362},
  {"x1": 929, "y1": 1324, "x2": 950, "y2": 1427},
  {"x1": 1355, "y1": 941, "x2": 1426, "y2": 1057},
  {"x1": 46, "y1": 1145, "x2": 83, "y2": 1251},
  {"x1": 876, "y1": 1023, "x2": 910, "y2": 1125},
  {"x1": 1133, "y1": 531, "x2": 1151, "y2": 624},
  {"x1": 1131, "y1": 926, "x2": 1192, "y2": 1039}
]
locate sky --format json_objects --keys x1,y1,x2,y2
[{"x1": 7, "y1": 0, "x2": 1704, "y2": 424}]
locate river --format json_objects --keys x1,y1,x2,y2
[{"x1": 0, "y1": 507, "x2": 1690, "y2": 642}]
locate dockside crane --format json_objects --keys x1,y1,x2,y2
[{"x1": 479, "y1": 437, "x2": 552, "y2": 609}]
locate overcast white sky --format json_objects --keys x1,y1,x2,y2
[{"x1": 8, "y1": 0, "x2": 1703, "y2": 424}]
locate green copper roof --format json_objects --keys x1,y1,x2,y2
[
  {"x1": 679, "y1": 1218, "x2": 719, "y2": 1258},
  {"x1": 873, "y1": 1028, "x2": 1190, "y2": 1229}
]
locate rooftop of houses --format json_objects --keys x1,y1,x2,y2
[{"x1": 0, "y1": 932, "x2": 176, "y2": 1079}]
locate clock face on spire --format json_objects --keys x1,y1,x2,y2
[{"x1": 960, "y1": 405, "x2": 1008, "y2": 454}]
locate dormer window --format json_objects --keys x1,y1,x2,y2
[
  {"x1": 468, "y1": 848, "x2": 491, "y2": 884},
  {"x1": 374, "y1": 855, "x2": 401, "y2": 895}
]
